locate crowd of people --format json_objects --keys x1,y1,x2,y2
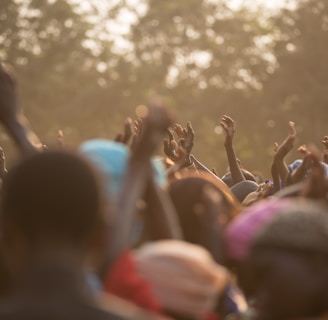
[{"x1": 0, "y1": 62, "x2": 328, "y2": 320}]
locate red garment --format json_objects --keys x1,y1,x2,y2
[
  {"x1": 205, "y1": 313, "x2": 221, "y2": 320},
  {"x1": 104, "y1": 251, "x2": 162, "y2": 313},
  {"x1": 105, "y1": 251, "x2": 222, "y2": 320}
]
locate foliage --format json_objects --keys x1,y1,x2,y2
[{"x1": 0, "y1": 0, "x2": 327, "y2": 177}]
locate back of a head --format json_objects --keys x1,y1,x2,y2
[
  {"x1": 135, "y1": 240, "x2": 228, "y2": 320},
  {"x1": 252, "y1": 199, "x2": 328, "y2": 255},
  {"x1": 250, "y1": 200, "x2": 328, "y2": 319},
  {"x1": 0, "y1": 150, "x2": 104, "y2": 249},
  {"x1": 221, "y1": 169, "x2": 257, "y2": 188},
  {"x1": 168, "y1": 174, "x2": 239, "y2": 264},
  {"x1": 230, "y1": 180, "x2": 259, "y2": 203}
]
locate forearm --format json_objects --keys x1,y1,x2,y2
[
  {"x1": 104, "y1": 160, "x2": 150, "y2": 272},
  {"x1": 274, "y1": 137, "x2": 295, "y2": 183},
  {"x1": 3, "y1": 117, "x2": 39, "y2": 155},
  {"x1": 190, "y1": 154, "x2": 225, "y2": 183},
  {"x1": 224, "y1": 143, "x2": 245, "y2": 184},
  {"x1": 271, "y1": 162, "x2": 281, "y2": 193},
  {"x1": 143, "y1": 177, "x2": 182, "y2": 240},
  {"x1": 290, "y1": 163, "x2": 308, "y2": 184}
]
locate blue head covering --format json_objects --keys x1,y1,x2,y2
[{"x1": 80, "y1": 139, "x2": 166, "y2": 198}]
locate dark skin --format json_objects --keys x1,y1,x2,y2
[
  {"x1": 0, "y1": 63, "x2": 42, "y2": 155},
  {"x1": 220, "y1": 115, "x2": 245, "y2": 185},
  {"x1": 163, "y1": 121, "x2": 194, "y2": 167},
  {"x1": 271, "y1": 142, "x2": 281, "y2": 193},
  {"x1": 114, "y1": 118, "x2": 133, "y2": 146},
  {"x1": 288, "y1": 144, "x2": 313, "y2": 185},
  {"x1": 143, "y1": 177, "x2": 182, "y2": 241},
  {"x1": 251, "y1": 250, "x2": 328, "y2": 320},
  {"x1": 163, "y1": 121, "x2": 225, "y2": 183},
  {"x1": 301, "y1": 145, "x2": 328, "y2": 201},
  {"x1": 102, "y1": 103, "x2": 182, "y2": 277},
  {"x1": 0, "y1": 146, "x2": 7, "y2": 180},
  {"x1": 321, "y1": 136, "x2": 328, "y2": 164},
  {"x1": 130, "y1": 117, "x2": 143, "y2": 152},
  {"x1": 57, "y1": 129, "x2": 64, "y2": 149},
  {"x1": 242, "y1": 181, "x2": 274, "y2": 206},
  {"x1": 273, "y1": 121, "x2": 296, "y2": 186}
]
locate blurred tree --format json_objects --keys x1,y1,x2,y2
[
  {"x1": 4, "y1": 0, "x2": 324, "y2": 179},
  {"x1": 261, "y1": 0, "x2": 328, "y2": 151},
  {"x1": 125, "y1": 0, "x2": 273, "y2": 173},
  {"x1": 0, "y1": 0, "x2": 120, "y2": 146}
]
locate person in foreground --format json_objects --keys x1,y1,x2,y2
[{"x1": 0, "y1": 150, "x2": 159, "y2": 320}]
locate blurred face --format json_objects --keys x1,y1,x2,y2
[{"x1": 251, "y1": 250, "x2": 328, "y2": 320}]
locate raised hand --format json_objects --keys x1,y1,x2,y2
[
  {"x1": 220, "y1": 115, "x2": 235, "y2": 146},
  {"x1": 163, "y1": 129, "x2": 178, "y2": 160},
  {"x1": 57, "y1": 130, "x2": 64, "y2": 149},
  {"x1": 130, "y1": 118, "x2": 143, "y2": 152},
  {"x1": 106, "y1": 102, "x2": 175, "y2": 269},
  {"x1": 297, "y1": 144, "x2": 310, "y2": 156},
  {"x1": 273, "y1": 121, "x2": 297, "y2": 185},
  {"x1": 220, "y1": 115, "x2": 245, "y2": 184},
  {"x1": 279, "y1": 121, "x2": 296, "y2": 152},
  {"x1": 114, "y1": 118, "x2": 133, "y2": 145},
  {"x1": 273, "y1": 142, "x2": 279, "y2": 153},
  {"x1": 301, "y1": 145, "x2": 328, "y2": 200},
  {"x1": 321, "y1": 136, "x2": 328, "y2": 164},
  {"x1": 288, "y1": 144, "x2": 314, "y2": 184},
  {"x1": 288, "y1": 120, "x2": 296, "y2": 137},
  {"x1": 242, "y1": 180, "x2": 274, "y2": 206},
  {"x1": 134, "y1": 103, "x2": 173, "y2": 159},
  {"x1": 163, "y1": 121, "x2": 195, "y2": 167},
  {"x1": 0, "y1": 146, "x2": 7, "y2": 180},
  {"x1": 180, "y1": 121, "x2": 194, "y2": 157}
]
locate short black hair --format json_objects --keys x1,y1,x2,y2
[
  {"x1": 252, "y1": 199, "x2": 328, "y2": 256},
  {"x1": 0, "y1": 150, "x2": 104, "y2": 248}
]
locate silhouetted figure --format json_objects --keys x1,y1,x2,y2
[{"x1": 0, "y1": 151, "x2": 155, "y2": 320}]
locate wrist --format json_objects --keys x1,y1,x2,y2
[{"x1": 183, "y1": 156, "x2": 193, "y2": 168}]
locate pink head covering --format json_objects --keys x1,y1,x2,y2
[{"x1": 224, "y1": 199, "x2": 293, "y2": 261}]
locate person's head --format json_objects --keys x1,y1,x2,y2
[
  {"x1": 80, "y1": 139, "x2": 167, "y2": 198},
  {"x1": 250, "y1": 199, "x2": 328, "y2": 319},
  {"x1": 223, "y1": 198, "x2": 293, "y2": 296},
  {"x1": 221, "y1": 169, "x2": 257, "y2": 188},
  {"x1": 0, "y1": 150, "x2": 106, "y2": 274},
  {"x1": 168, "y1": 172, "x2": 239, "y2": 263},
  {"x1": 135, "y1": 240, "x2": 229, "y2": 320},
  {"x1": 230, "y1": 180, "x2": 259, "y2": 203}
]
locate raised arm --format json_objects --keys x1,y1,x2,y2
[
  {"x1": 287, "y1": 145, "x2": 312, "y2": 185},
  {"x1": 220, "y1": 115, "x2": 245, "y2": 185},
  {"x1": 273, "y1": 121, "x2": 296, "y2": 186},
  {"x1": 105, "y1": 103, "x2": 176, "y2": 270},
  {"x1": 163, "y1": 121, "x2": 195, "y2": 169},
  {"x1": 321, "y1": 136, "x2": 328, "y2": 164},
  {"x1": 114, "y1": 117, "x2": 133, "y2": 146},
  {"x1": 271, "y1": 142, "x2": 281, "y2": 193},
  {"x1": 0, "y1": 63, "x2": 41, "y2": 155},
  {"x1": 143, "y1": 176, "x2": 182, "y2": 241},
  {"x1": 301, "y1": 145, "x2": 328, "y2": 200},
  {"x1": 163, "y1": 121, "x2": 224, "y2": 183}
]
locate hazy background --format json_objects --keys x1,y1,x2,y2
[{"x1": 1, "y1": 0, "x2": 327, "y2": 177}]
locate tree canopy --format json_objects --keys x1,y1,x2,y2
[{"x1": 1, "y1": 0, "x2": 327, "y2": 176}]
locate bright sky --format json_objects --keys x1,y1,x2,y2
[
  {"x1": 228, "y1": 0, "x2": 295, "y2": 10},
  {"x1": 71, "y1": 0, "x2": 296, "y2": 55}
]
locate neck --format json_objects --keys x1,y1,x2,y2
[
  {"x1": 11, "y1": 244, "x2": 86, "y2": 283},
  {"x1": 11, "y1": 247, "x2": 92, "y2": 299}
]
